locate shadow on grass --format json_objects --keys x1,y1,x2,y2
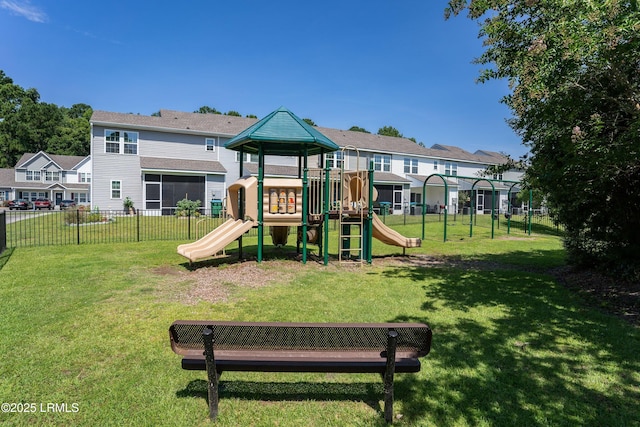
[
  {"x1": 0, "y1": 247, "x2": 14, "y2": 271},
  {"x1": 177, "y1": 379, "x2": 388, "y2": 414},
  {"x1": 181, "y1": 245, "x2": 331, "y2": 270},
  {"x1": 381, "y1": 250, "x2": 640, "y2": 426}
]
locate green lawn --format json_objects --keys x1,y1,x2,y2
[{"x1": 0, "y1": 229, "x2": 638, "y2": 426}]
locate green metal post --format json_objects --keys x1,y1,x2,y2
[
  {"x1": 469, "y1": 189, "x2": 474, "y2": 238},
  {"x1": 367, "y1": 163, "x2": 374, "y2": 264},
  {"x1": 238, "y1": 148, "x2": 244, "y2": 259},
  {"x1": 491, "y1": 188, "x2": 495, "y2": 239},
  {"x1": 257, "y1": 145, "x2": 264, "y2": 263},
  {"x1": 302, "y1": 149, "x2": 308, "y2": 264},
  {"x1": 421, "y1": 184, "x2": 426, "y2": 240},
  {"x1": 443, "y1": 181, "x2": 449, "y2": 242},
  {"x1": 323, "y1": 159, "x2": 330, "y2": 265}
]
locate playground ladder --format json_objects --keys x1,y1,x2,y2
[
  {"x1": 339, "y1": 211, "x2": 364, "y2": 265},
  {"x1": 338, "y1": 149, "x2": 366, "y2": 265}
]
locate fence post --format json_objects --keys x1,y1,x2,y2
[
  {"x1": 137, "y1": 209, "x2": 140, "y2": 242},
  {"x1": 188, "y1": 211, "x2": 191, "y2": 240},
  {"x1": 77, "y1": 209, "x2": 81, "y2": 245},
  {"x1": 0, "y1": 211, "x2": 6, "y2": 253}
]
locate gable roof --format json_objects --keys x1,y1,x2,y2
[{"x1": 16, "y1": 152, "x2": 89, "y2": 171}]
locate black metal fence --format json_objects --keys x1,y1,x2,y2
[
  {"x1": 2, "y1": 209, "x2": 243, "y2": 248},
  {"x1": 0, "y1": 211, "x2": 6, "y2": 253},
  {"x1": 1, "y1": 207, "x2": 563, "y2": 249}
]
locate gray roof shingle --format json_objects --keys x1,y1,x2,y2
[{"x1": 91, "y1": 110, "x2": 511, "y2": 165}]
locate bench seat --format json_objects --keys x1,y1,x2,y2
[{"x1": 169, "y1": 320, "x2": 432, "y2": 423}]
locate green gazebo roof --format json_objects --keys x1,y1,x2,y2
[{"x1": 224, "y1": 106, "x2": 339, "y2": 156}]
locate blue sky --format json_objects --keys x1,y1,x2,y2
[{"x1": 1, "y1": 0, "x2": 526, "y2": 158}]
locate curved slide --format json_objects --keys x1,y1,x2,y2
[
  {"x1": 177, "y1": 218, "x2": 254, "y2": 263},
  {"x1": 371, "y1": 213, "x2": 421, "y2": 248}
]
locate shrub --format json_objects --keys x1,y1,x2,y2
[{"x1": 175, "y1": 198, "x2": 201, "y2": 217}]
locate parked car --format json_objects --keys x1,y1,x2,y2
[
  {"x1": 8, "y1": 199, "x2": 33, "y2": 210},
  {"x1": 59, "y1": 199, "x2": 77, "y2": 209},
  {"x1": 34, "y1": 198, "x2": 54, "y2": 210}
]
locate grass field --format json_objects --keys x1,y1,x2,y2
[{"x1": 0, "y1": 226, "x2": 638, "y2": 426}]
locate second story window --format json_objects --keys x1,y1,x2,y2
[
  {"x1": 206, "y1": 137, "x2": 217, "y2": 152},
  {"x1": 79, "y1": 172, "x2": 91, "y2": 183},
  {"x1": 404, "y1": 158, "x2": 418, "y2": 174},
  {"x1": 374, "y1": 154, "x2": 391, "y2": 172},
  {"x1": 235, "y1": 152, "x2": 259, "y2": 163},
  {"x1": 433, "y1": 160, "x2": 439, "y2": 170},
  {"x1": 45, "y1": 171, "x2": 60, "y2": 182},
  {"x1": 445, "y1": 162, "x2": 458, "y2": 176},
  {"x1": 105, "y1": 130, "x2": 139, "y2": 155},
  {"x1": 26, "y1": 170, "x2": 41, "y2": 181},
  {"x1": 325, "y1": 151, "x2": 344, "y2": 169}
]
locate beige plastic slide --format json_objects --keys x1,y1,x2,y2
[
  {"x1": 371, "y1": 213, "x2": 421, "y2": 248},
  {"x1": 177, "y1": 218, "x2": 254, "y2": 262}
]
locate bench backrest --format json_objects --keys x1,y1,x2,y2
[{"x1": 169, "y1": 320, "x2": 432, "y2": 359}]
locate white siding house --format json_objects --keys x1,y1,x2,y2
[{"x1": 90, "y1": 109, "x2": 523, "y2": 214}]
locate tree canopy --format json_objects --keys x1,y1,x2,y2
[
  {"x1": 377, "y1": 126, "x2": 403, "y2": 138},
  {"x1": 349, "y1": 126, "x2": 370, "y2": 133},
  {"x1": 447, "y1": 1, "x2": 640, "y2": 275},
  {"x1": 0, "y1": 70, "x2": 91, "y2": 167}
]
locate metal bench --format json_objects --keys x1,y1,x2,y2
[{"x1": 169, "y1": 320, "x2": 432, "y2": 423}]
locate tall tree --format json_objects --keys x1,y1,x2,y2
[
  {"x1": 0, "y1": 71, "x2": 91, "y2": 166},
  {"x1": 446, "y1": 1, "x2": 640, "y2": 274},
  {"x1": 348, "y1": 126, "x2": 370, "y2": 133},
  {"x1": 377, "y1": 126, "x2": 403, "y2": 138},
  {"x1": 194, "y1": 106, "x2": 221, "y2": 114}
]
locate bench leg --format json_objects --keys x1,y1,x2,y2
[
  {"x1": 384, "y1": 330, "x2": 399, "y2": 423},
  {"x1": 203, "y1": 327, "x2": 219, "y2": 420}
]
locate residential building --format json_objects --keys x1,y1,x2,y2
[
  {"x1": 0, "y1": 151, "x2": 91, "y2": 206},
  {"x1": 90, "y1": 109, "x2": 522, "y2": 215}
]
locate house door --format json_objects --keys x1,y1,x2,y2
[
  {"x1": 393, "y1": 185, "x2": 403, "y2": 213},
  {"x1": 55, "y1": 193, "x2": 63, "y2": 205},
  {"x1": 477, "y1": 192, "x2": 484, "y2": 212}
]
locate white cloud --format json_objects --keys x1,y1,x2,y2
[{"x1": 1, "y1": 0, "x2": 47, "y2": 23}]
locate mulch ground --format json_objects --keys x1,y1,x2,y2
[{"x1": 161, "y1": 254, "x2": 639, "y2": 327}]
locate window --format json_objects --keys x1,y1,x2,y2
[
  {"x1": 26, "y1": 170, "x2": 41, "y2": 181},
  {"x1": 123, "y1": 132, "x2": 138, "y2": 154},
  {"x1": 445, "y1": 162, "x2": 457, "y2": 176},
  {"x1": 492, "y1": 173, "x2": 504, "y2": 181},
  {"x1": 105, "y1": 130, "x2": 138, "y2": 155},
  {"x1": 374, "y1": 154, "x2": 391, "y2": 172},
  {"x1": 325, "y1": 151, "x2": 344, "y2": 169},
  {"x1": 111, "y1": 180, "x2": 121, "y2": 199},
  {"x1": 433, "y1": 160, "x2": 438, "y2": 170},
  {"x1": 45, "y1": 171, "x2": 60, "y2": 182},
  {"x1": 78, "y1": 193, "x2": 88, "y2": 203},
  {"x1": 79, "y1": 172, "x2": 91, "y2": 183},
  {"x1": 205, "y1": 137, "x2": 217, "y2": 152},
  {"x1": 235, "y1": 152, "x2": 259, "y2": 163},
  {"x1": 404, "y1": 158, "x2": 418, "y2": 174},
  {"x1": 105, "y1": 130, "x2": 120, "y2": 153}
]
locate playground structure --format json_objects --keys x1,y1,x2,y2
[
  {"x1": 177, "y1": 107, "x2": 420, "y2": 265},
  {"x1": 177, "y1": 163, "x2": 422, "y2": 264}
]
